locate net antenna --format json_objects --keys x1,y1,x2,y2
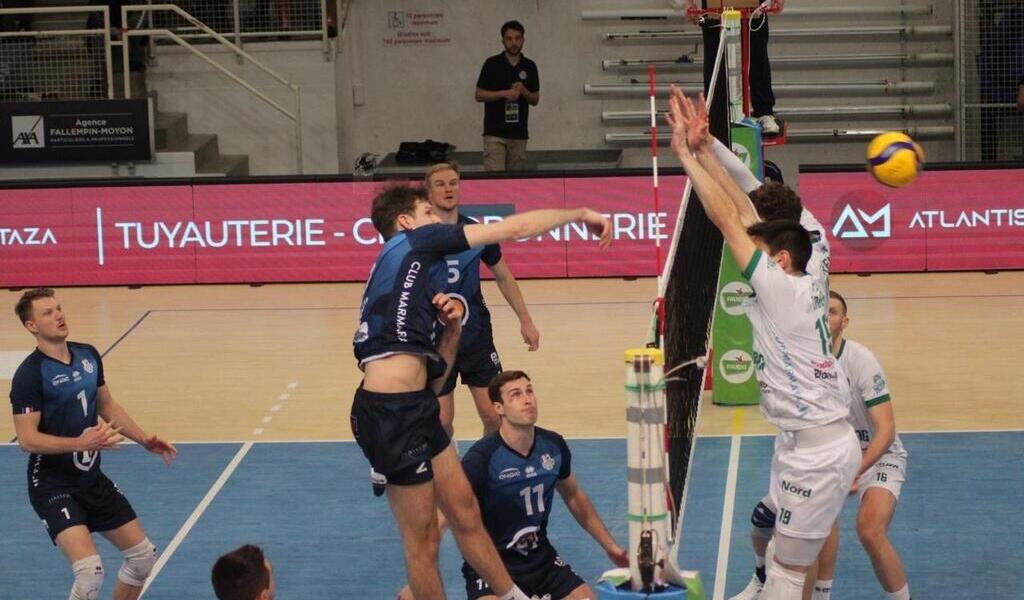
[{"x1": 633, "y1": 12, "x2": 732, "y2": 595}]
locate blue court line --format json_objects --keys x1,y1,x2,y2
[
  {"x1": 8, "y1": 310, "x2": 151, "y2": 443},
  {"x1": 2, "y1": 431, "x2": 1021, "y2": 598}
]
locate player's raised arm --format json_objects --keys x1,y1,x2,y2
[
  {"x1": 666, "y1": 86, "x2": 758, "y2": 270},
  {"x1": 463, "y1": 208, "x2": 611, "y2": 250},
  {"x1": 679, "y1": 93, "x2": 761, "y2": 226},
  {"x1": 430, "y1": 293, "x2": 464, "y2": 395}
]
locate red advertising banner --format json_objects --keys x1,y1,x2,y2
[
  {"x1": 4, "y1": 167, "x2": 1020, "y2": 287},
  {"x1": 799, "y1": 168, "x2": 1024, "y2": 272},
  {"x1": 0, "y1": 176, "x2": 681, "y2": 287}
]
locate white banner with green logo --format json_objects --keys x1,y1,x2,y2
[{"x1": 711, "y1": 122, "x2": 762, "y2": 406}]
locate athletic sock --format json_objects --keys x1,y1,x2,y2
[
  {"x1": 813, "y1": 579, "x2": 833, "y2": 600},
  {"x1": 885, "y1": 584, "x2": 910, "y2": 600}
]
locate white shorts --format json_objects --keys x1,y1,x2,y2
[
  {"x1": 765, "y1": 421, "x2": 861, "y2": 540},
  {"x1": 856, "y1": 452, "x2": 907, "y2": 502}
]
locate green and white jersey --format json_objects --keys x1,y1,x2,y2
[
  {"x1": 800, "y1": 209, "x2": 830, "y2": 292},
  {"x1": 742, "y1": 250, "x2": 848, "y2": 431},
  {"x1": 835, "y1": 339, "x2": 907, "y2": 459}
]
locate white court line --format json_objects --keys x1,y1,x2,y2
[
  {"x1": 139, "y1": 441, "x2": 254, "y2": 597},
  {"x1": 713, "y1": 435, "x2": 742, "y2": 600}
]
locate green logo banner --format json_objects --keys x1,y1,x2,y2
[{"x1": 711, "y1": 122, "x2": 762, "y2": 406}]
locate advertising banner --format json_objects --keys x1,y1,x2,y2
[{"x1": 1, "y1": 99, "x2": 152, "y2": 163}]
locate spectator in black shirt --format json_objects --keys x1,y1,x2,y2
[{"x1": 475, "y1": 20, "x2": 540, "y2": 172}]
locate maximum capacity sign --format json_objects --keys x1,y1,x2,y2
[{"x1": 1, "y1": 99, "x2": 152, "y2": 163}]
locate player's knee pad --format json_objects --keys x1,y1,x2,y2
[
  {"x1": 117, "y1": 538, "x2": 158, "y2": 587},
  {"x1": 750, "y1": 500, "x2": 776, "y2": 539},
  {"x1": 761, "y1": 562, "x2": 804, "y2": 600},
  {"x1": 69, "y1": 554, "x2": 104, "y2": 600}
]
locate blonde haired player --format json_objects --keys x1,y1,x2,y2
[
  {"x1": 804, "y1": 291, "x2": 911, "y2": 600},
  {"x1": 667, "y1": 87, "x2": 860, "y2": 600}
]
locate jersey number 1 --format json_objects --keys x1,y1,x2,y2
[
  {"x1": 520, "y1": 483, "x2": 545, "y2": 516},
  {"x1": 77, "y1": 390, "x2": 88, "y2": 416}
]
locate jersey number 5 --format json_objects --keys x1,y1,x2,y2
[
  {"x1": 520, "y1": 483, "x2": 546, "y2": 516},
  {"x1": 446, "y1": 259, "x2": 460, "y2": 284}
]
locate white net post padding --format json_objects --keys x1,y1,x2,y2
[
  {"x1": 723, "y1": 9, "x2": 744, "y2": 123},
  {"x1": 625, "y1": 348, "x2": 670, "y2": 591}
]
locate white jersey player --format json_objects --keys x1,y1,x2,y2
[
  {"x1": 667, "y1": 88, "x2": 860, "y2": 600},
  {"x1": 806, "y1": 291, "x2": 912, "y2": 600}
]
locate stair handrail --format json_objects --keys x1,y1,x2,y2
[{"x1": 121, "y1": 4, "x2": 303, "y2": 173}]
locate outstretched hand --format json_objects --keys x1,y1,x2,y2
[
  {"x1": 143, "y1": 434, "x2": 178, "y2": 465},
  {"x1": 665, "y1": 86, "x2": 710, "y2": 155}
]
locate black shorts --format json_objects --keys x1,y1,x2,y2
[
  {"x1": 463, "y1": 550, "x2": 585, "y2": 600},
  {"x1": 438, "y1": 337, "x2": 502, "y2": 397},
  {"x1": 350, "y1": 387, "x2": 450, "y2": 496},
  {"x1": 29, "y1": 471, "x2": 137, "y2": 544}
]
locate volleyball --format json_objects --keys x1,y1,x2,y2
[{"x1": 865, "y1": 132, "x2": 925, "y2": 188}]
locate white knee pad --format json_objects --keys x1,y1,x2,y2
[
  {"x1": 117, "y1": 538, "x2": 158, "y2": 587},
  {"x1": 69, "y1": 555, "x2": 104, "y2": 600},
  {"x1": 761, "y1": 562, "x2": 805, "y2": 600}
]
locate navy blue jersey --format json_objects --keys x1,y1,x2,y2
[
  {"x1": 462, "y1": 427, "x2": 572, "y2": 574},
  {"x1": 446, "y1": 214, "x2": 502, "y2": 346},
  {"x1": 354, "y1": 223, "x2": 470, "y2": 372},
  {"x1": 9, "y1": 342, "x2": 105, "y2": 485}
]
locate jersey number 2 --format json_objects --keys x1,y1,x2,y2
[{"x1": 520, "y1": 483, "x2": 545, "y2": 516}]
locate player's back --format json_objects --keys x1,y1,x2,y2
[
  {"x1": 461, "y1": 427, "x2": 571, "y2": 574},
  {"x1": 743, "y1": 250, "x2": 847, "y2": 431},
  {"x1": 353, "y1": 223, "x2": 469, "y2": 369}
]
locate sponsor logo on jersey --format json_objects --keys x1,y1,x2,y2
[
  {"x1": 499, "y1": 467, "x2": 521, "y2": 480},
  {"x1": 781, "y1": 480, "x2": 813, "y2": 498},
  {"x1": 72, "y1": 370, "x2": 82, "y2": 383},
  {"x1": 876, "y1": 461, "x2": 901, "y2": 470},
  {"x1": 525, "y1": 465, "x2": 537, "y2": 478},
  {"x1": 872, "y1": 373, "x2": 887, "y2": 395},
  {"x1": 553, "y1": 555, "x2": 567, "y2": 568},
  {"x1": 490, "y1": 351, "x2": 500, "y2": 367},
  {"x1": 508, "y1": 526, "x2": 540, "y2": 556},
  {"x1": 353, "y1": 321, "x2": 369, "y2": 344},
  {"x1": 51, "y1": 374, "x2": 70, "y2": 387},
  {"x1": 540, "y1": 453, "x2": 555, "y2": 471},
  {"x1": 81, "y1": 358, "x2": 94, "y2": 374}
]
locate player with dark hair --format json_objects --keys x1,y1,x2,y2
[
  {"x1": 211, "y1": 544, "x2": 276, "y2": 600},
  {"x1": 475, "y1": 19, "x2": 540, "y2": 171},
  {"x1": 457, "y1": 370, "x2": 628, "y2": 600},
  {"x1": 10, "y1": 287, "x2": 177, "y2": 600},
  {"x1": 424, "y1": 161, "x2": 540, "y2": 436},
  {"x1": 668, "y1": 88, "x2": 859, "y2": 600},
  {"x1": 352, "y1": 184, "x2": 611, "y2": 599}
]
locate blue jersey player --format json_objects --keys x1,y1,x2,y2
[
  {"x1": 460, "y1": 371, "x2": 628, "y2": 600},
  {"x1": 10, "y1": 288, "x2": 177, "y2": 600},
  {"x1": 351, "y1": 185, "x2": 611, "y2": 600},
  {"x1": 425, "y1": 162, "x2": 540, "y2": 435}
]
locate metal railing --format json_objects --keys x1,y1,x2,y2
[
  {"x1": 602, "y1": 103, "x2": 953, "y2": 123},
  {"x1": 602, "y1": 53, "x2": 954, "y2": 72},
  {"x1": 0, "y1": 6, "x2": 113, "y2": 101},
  {"x1": 122, "y1": 4, "x2": 304, "y2": 173},
  {"x1": 144, "y1": 0, "x2": 333, "y2": 59}
]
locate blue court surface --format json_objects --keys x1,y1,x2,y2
[{"x1": 1, "y1": 431, "x2": 1021, "y2": 598}]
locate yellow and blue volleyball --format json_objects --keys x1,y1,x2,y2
[{"x1": 866, "y1": 132, "x2": 925, "y2": 188}]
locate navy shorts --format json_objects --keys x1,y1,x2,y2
[
  {"x1": 29, "y1": 470, "x2": 137, "y2": 544},
  {"x1": 463, "y1": 547, "x2": 585, "y2": 599},
  {"x1": 438, "y1": 337, "x2": 502, "y2": 396},
  {"x1": 350, "y1": 387, "x2": 450, "y2": 496}
]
